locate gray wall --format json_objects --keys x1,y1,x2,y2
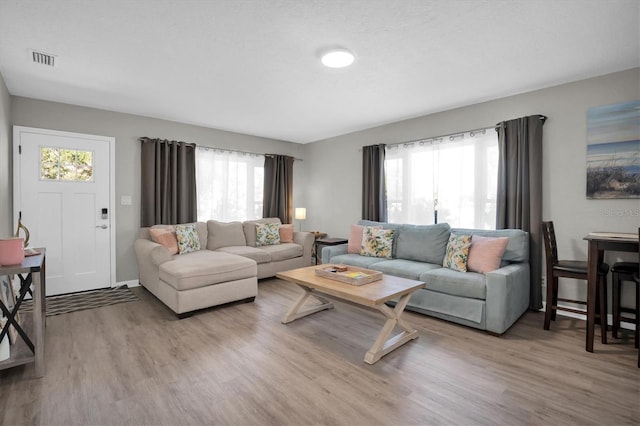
[
  {"x1": 3, "y1": 68, "x2": 639, "y2": 307},
  {"x1": 302, "y1": 67, "x2": 640, "y2": 304},
  {"x1": 0, "y1": 73, "x2": 10, "y2": 238},
  {"x1": 10, "y1": 97, "x2": 305, "y2": 282}
]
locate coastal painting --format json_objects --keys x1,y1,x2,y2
[{"x1": 586, "y1": 100, "x2": 640, "y2": 199}]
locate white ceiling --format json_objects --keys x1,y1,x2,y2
[{"x1": 0, "y1": 0, "x2": 638, "y2": 144}]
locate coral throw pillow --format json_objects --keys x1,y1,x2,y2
[
  {"x1": 348, "y1": 224, "x2": 382, "y2": 254},
  {"x1": 279, "y1": 224, "x2": 294, "y2": 243},
  {"x1": 442, "y1": 234, "x2": 472, "y2": 272},
  {"x1": 175, "y1": 224, "x2": 201, "y2": 254},
  {"x1": 467, "y1": 236, "x2": 509, "y2": 273},
  {"x1": 256, "y1": 223, "x2": 281, "y2": 246},
  {"x1": 149, "y1": 227, "x2": 179, "y2": 255},
  {"x1": 360, "y1": 227, "x2": 395, "y2": 259}
]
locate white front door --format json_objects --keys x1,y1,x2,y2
[{"x1": 13, "y1": 126, "x2": 115, "y2": 296}]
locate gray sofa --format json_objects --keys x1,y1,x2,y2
[
  {"x1": 135, "y1": 218, "x2": 314, "y2": 316},
  {"x1": 322, "y1": 220, "x2": 530, "y2": 334}
]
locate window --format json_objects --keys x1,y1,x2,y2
[
  {"x1": 196, "y1": 148, "x2": 264, "y2": 222},
  {"x1": 385, "y1": 129, "x2": 498, "y2": 229},
  {"x1": 40, "y1": 146, "x2": 94, "y2": 182}
]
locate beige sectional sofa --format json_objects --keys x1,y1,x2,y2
[{"x1": 135, "y1": 218, "x2": 314, "y2": 317}]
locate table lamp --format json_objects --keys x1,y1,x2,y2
[{"x1": 294, "y1": 207, "x2": 306, "y2": 231}]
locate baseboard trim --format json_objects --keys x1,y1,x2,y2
[
  {"x1": 540, "y1": 302, "x2": 637, "y2": 331},
  {"x1": 116, "y1": 279, "x2": 140, "y2": 288}
]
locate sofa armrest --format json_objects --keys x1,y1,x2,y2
[
  {"x1": 485, "y1": 263, "x2": 530, "y2": 335},
  {"x1": 293, "y1": 231, "x2": 314, "y2": 263},
  {"x1": 322, "y1": 244, "x2": 348, "y2": 264},
  {"x1": 134, "y1": 238, "x2": 172, "y2": 290},
  {"x1": 134, "y1": 239, "x2": 172, "y2": 266}
]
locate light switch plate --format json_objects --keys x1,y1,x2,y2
[{"x1": 121, "y1": 195, "x2": 132, "y2": 206}]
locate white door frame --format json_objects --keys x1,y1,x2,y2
[{"x1": 12, "y1": 126, "x2": 117, "y2": 288}]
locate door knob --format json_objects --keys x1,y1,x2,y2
[{"x1": 96, "y1": 224, "x2": 108, "y2": 229}]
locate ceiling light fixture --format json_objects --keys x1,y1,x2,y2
[{"x1": 321, "y1": 49, "x2": 355, "y2": 68}]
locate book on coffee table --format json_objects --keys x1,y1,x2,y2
[{"x1": 315, "y1": 264, "x2": 383, "y2": 286}]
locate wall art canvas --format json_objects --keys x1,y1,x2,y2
[{"x1": 586, "y1": 100, "x2": 640, "y2": 199}]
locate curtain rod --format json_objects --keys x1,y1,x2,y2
[
  {"x1": 384, "y1": 125, "x2": 497, "y2": 149},
  {"x1": 139, "y1": 137, "x2": 302, "y2": 161},
  {"x1": 495, "y1": 115, "x2": 547, "y2": 129},
  {"x1": 197, "y1": 145, "x2": 303, "y2": 162},
  {"x1": 379, "y1": 115, "x2": 548, "y2": 150}
]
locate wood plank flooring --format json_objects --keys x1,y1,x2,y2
[{"x1": 1, "y1": 278, "x2": 638, "y2": 425}]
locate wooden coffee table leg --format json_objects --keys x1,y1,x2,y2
[
  {"x1": 282, "y1": 285, "x2": 334, "y2": 324},
  {"x1": 364, "y1": 293, "x2": 419, "y2": 364}
]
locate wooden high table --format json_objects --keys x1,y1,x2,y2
[
  {"x1": 277, "y1": 265, "x2": 425, "y2": 364},
  {"x1": 0, "y1": 249, "x2": 46, "y2": 377},
  {"x1": 584, "y1": 233, "x2": 638, "y2": 353}
]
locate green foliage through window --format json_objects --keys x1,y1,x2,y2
[{"x1": 40, "y1": 147, "x2": 94, "y2": 181}]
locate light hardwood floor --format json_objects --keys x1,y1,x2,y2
[{"x1": 1, "y1": 278, "x2": 638, "y2": 425}]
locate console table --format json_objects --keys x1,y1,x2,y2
[{"x1": 0, "y1": 249, "x2": 46, "y2": 377}]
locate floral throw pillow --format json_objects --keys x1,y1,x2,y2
[
  {"x1": 256, "y1": 223, "x2": 281, "y2": 247},
  {"x1": 442, "y1": 233, "x2": 472, "y2": 272},
  {"x1": 175, "y1": 223, "x2": 201, "y2": 254},
  {"x1": 360, "y1": 227, "x2": 395, "y2": 259}
]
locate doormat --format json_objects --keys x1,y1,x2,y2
[{"x1": 19, "y1": 286, "x2": 139, "y2": 317}]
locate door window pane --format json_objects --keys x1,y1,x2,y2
[{"x1": 40, "y1": 147, "x2": 94, "y2": 182}]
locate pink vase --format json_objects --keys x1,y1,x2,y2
[{"x1": 0, "y1": 238, "x2": 24, "y2": 266}]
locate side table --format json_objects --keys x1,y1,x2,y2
[
  {"x1": 309, "y1": 231, "x2": 327, "y2": 264},
  {"x1": 0, "y1": 249, "x2": 46, "y2": 377},
  {"x1": 315, "y1": 238, "x2": 348, "y2": 265}
]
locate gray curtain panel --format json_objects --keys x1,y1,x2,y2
[
  {"x1": 263, "y1": 154, "x2": 294, "y2": 224},
  {"x1": 496, "y1": 115, "x2": 546, "y2": 310},
  {"x1": 140, "y1": 137, "x2": 197, "y2": 227},
  {"x1": 362, "y1": 144, "x2": 387, "y2": 222}
]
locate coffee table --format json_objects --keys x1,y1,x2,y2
[{"x1": 276, "y1": 265, "x2": 425, "y2": 364}]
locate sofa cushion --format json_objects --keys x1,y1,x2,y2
[
  {"x1": 395, "y1": 223, "x2": 451, "y2": 264},
  {"x1": 256, "y1": 223, "x2": 281, "y2": 246},
  {"x1": 443, "y1": 233, "x2": 472, "y2": 272},
  {"x1": 419, "y1": 268, "x2": 486, "y2": 300},
  {"x1": 215, "y1": 246, "x2": 272, "y2": 264},
  {"x1": 206, "y1": 220, "x2": 247, "y2": 250},
  {"x1": 467, "y1": 236, "x2": 509, "y2": 273},
  {"x1": 358, "y1": 220, "x2": 402, "y2": 256},
  {"x1": 259, "y1": 243, "x2": 303, "y2": 262},
  {"x1": 451, "y1": 228, "x2": 528, "y2": 263},
  {"x1": 360, "y1": 227, "x2": 395, "y2": 259},
  {"x1": 243, "y1": 218, "x2": 282, "y2": 247},
  {"x1": 279, "y1": 224, "x2": 294, "y2": 243},
  {"x1": 149, "y1": 227, "x2": 179, "y2": 255},
  {"x1": 175, "y1": 223, "x2": 201, "y2": 254},
  {"x1": 328, "y1": 253, "x2": 384, "y2": 269},
  {"x1": 368, "y1": 259, "x2": 441, "y2": 280},
  {"x1": 159, "y1": 251, "x2": 256, "y2": 291},
  {"x1": 348, "y1": 224, "x2": 382, "y2": 254}
]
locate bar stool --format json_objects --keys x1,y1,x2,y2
[
  {"x1": 635, "y1": 271, "x2": 640, "y2": 368},
  {"x1": 611, "y1": 261, "x2": 639, "y2": 346},
  {"x1": 541, "y1": 221, "x2": 609, "y2": 342}
]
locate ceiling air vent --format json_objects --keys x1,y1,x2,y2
[{"x1": 31, "y1": 50, "x2": 55, "y2": 66}]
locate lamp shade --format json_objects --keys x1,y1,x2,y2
[{"x1": 294, "y1": 208, "x2": 307, "y2": 220}]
